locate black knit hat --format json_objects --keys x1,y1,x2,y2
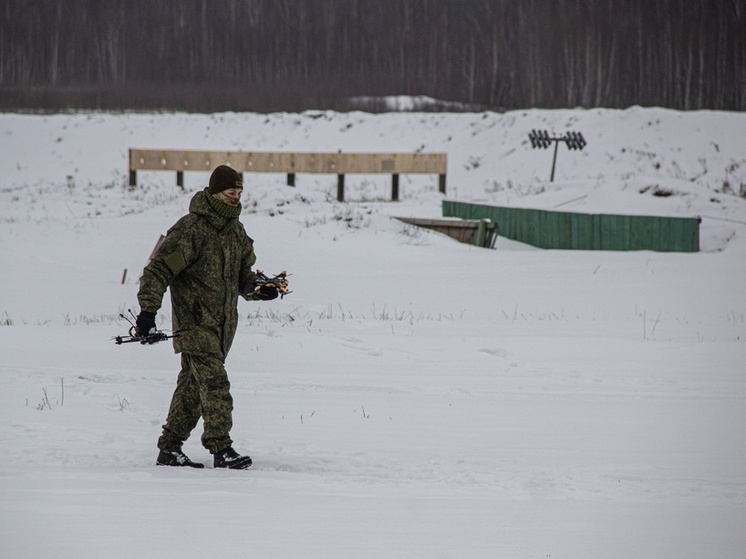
[{"x1": 208, "y1": 165, "x2": 243, "y2": 194}]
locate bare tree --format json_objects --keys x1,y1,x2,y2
[{"x1": 0, "y1": 0, "x2": 743, "y2": 111}]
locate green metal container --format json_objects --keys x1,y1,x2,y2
[{"x1": 442, "y1": 201, "x2": 700, "y2": 252}]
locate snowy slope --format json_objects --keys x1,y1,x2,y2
[{"x1": 0, "y1": 107, "x2": 745, "y2": 559}]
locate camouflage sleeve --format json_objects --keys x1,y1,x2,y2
[
  {"x1": 239, "y1": 235, "x2": 258, "y2": 300},
  {"x1": 137, "y1": 217, "x2": 200, "y2": 313}
]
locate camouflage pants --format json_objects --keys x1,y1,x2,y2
[{"x1": 157, "y1": 353, "x2": 233, "y2": 454}]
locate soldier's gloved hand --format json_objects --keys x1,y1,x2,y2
[
  {"x1": 136, "y1": 311, "x2": 156, "y2": 336},
  {"x1": 255, "y1": 285, "x2": 279, "y2": 301}
]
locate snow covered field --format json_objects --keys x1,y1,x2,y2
[{"x1": 1, "y1": 106, "x2": 745, "y2": 558}]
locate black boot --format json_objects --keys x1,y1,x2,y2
[
  {"x1": 156, "y1": 449, "x2": 205, "y2": 468},
  {"x1": 214, "y1": 447, "x2": 253, "y2": 470}
]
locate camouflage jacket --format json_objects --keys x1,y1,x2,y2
[{"x1": 137, "y1": 189, "x2": 258, "y2": 361}]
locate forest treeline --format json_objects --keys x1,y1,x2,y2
[{"x1": 1, "y1": 0, "x2": 744, "y2": 112}]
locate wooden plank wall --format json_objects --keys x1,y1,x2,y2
[
  {"x1": 129, "y1": 149, "x2": 446, "y2": 174},
  {"x1": 128, "y1": 149, "x2": 447, "y2": 201}
]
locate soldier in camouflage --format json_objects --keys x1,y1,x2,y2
[{"x1": 136, "y1": 165, "x2": 278, "y2": 470}]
